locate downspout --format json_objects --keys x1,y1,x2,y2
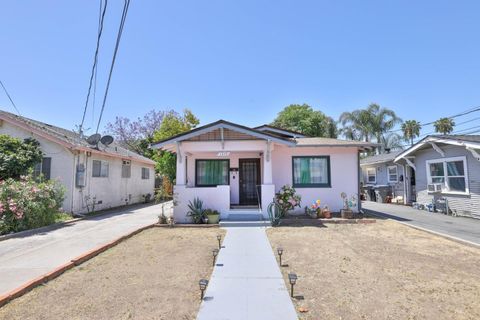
[
  {"x1": 70, "y1": 150, "x2": 77, "y2": 214},
  {"x1": 358, "y1": 149, "x2": 362, "y2": 213}
]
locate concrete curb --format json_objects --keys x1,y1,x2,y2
[
  {"x1": 364, "y1": 209, "x2": 480, "y2": 249},
  {"x1": 0, "y1": 224, "x2": 155, "y2": 308}
]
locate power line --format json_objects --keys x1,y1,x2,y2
[
  {"x1": 387, "y1": 106, "x2": 480, "y2": 134},
  {"x1": 0, "y1": 80, "x2": 21, "y2": 115},
  {"x1": 79, "y1": 0, "x2": 108, "y2": 135},
  {"x1": 95, "y1": 0, "x2": 131, "y2": 134}
]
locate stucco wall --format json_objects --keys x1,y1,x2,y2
[
  {"x1": 184, "y1": 151, "x2": 262, "y2": 204},
  {"x1": 271, "y1": 145, "x2": 359, "y2": 213},
  {"x1": 73, "y1": 152, "x2": 155, "y2": 213},
  {"x1": 0, "y1": 121, "x2": 76, "y2": 212},
  {"x1": 414, "y1": 144, "x2": 480, "y2": 218},
  {"x1": 0, "y1": 121, "x2": 155, "y2": 214}
]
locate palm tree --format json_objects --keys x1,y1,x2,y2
[
  {"x1": 381, "y1": 132, "x2": 404, "y2": 152},
  {"x1": 339, "y1": 103, "x2": 402, "y2": 153},
  {"x1": 401, "y1": 120, "x2": 422, "y2": 146},
  {"x1": 434, "y1": 117, "x2": 455, "y2": 135},
  {"x1": 339, "y1": 109, "x2": 375, "y2": 142}
]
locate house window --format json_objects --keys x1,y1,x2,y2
[
  {"x1": 141, "y1": 167, "x2": 150, "y2": 180},
  {"x1": 366, "y1": 168, "x2": 376, "y2": 183},
  {"x1": 92, "y1": 160, "x2": 109, "y2": 177},
  {"x1": 292, "y1": 156, "x2": 331, "y2": 188},
  {"x1": 426, "y1": 157, "x2": 468, "y2": 193},
  {"x1": 33, "y1": 157, "x2": 52, "y2": 180},
  {"x1": 388, "y1": 165, "x2": 398, "y2": 183},
  {"x1": 122, "y1": 160, "x2": 131, "y2": 178},
  {"x1": 195, "y1": 159, "x2": 229, "y2": 187}
]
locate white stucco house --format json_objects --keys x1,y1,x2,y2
[
  {"x1": 0, "y1": 110, "x2": 155, "y2": 214},
  {"x1": 152, "y1": 120, "x2": 375, "y2": 222}
]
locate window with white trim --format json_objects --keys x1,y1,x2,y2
[
  {"x1": 92, "y1": 160, "x2": 109, "y2": 178},
  {"x1": 366, "y1": 168, "x2": 376, "y2": 183},
  {"x1": 426, "y1": 157, "x2": 468, "y2": 193},
  {"x1": 388, "y1": 165, "x2": 398, "y2": 183},
  {"x1": 141, "y1": 167, "x2": 150, "y2": 180}
]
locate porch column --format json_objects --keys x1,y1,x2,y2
[
  {"x1": 176, "y1": 142, "x2": 186, "y2": 186},
  {"x1": 263, "y1": 140, "x2": 273, "y2": 184}
]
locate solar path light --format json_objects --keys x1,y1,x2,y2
[
  {"x1": 277, "y1": 247, "x2": 284, "y2": 266},
  {"x1": 216, "y1": 234, "x2": 222, "y2": 249},
  {"x1": 212, "y1": 248, "x2": 219, "y2": 266},
  {"x1": 199, "y1": 279, "x2": 209, "y2": 300},
  {"x1": 288, "y1": 273, "x2": 297, "y2": 298}
]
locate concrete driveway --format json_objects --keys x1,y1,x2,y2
[
  {"x1": 0, "y1": 202, "x2": 170, "y2": 297},
  {"x1": 362, "y1": 201, "x2": 480, "y2": 246}
]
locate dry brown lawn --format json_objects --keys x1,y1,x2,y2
[
  {"x1": 267, "y1": 220, "x2": 480, "y2": 320},
  {"x1": 0, "y1": 227, "x2": 225, "y2": 320}
]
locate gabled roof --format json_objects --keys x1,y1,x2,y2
[
  {"x1": 151, "y1": 119, "x2": 377, "y2": 151},
  {"x1": 360, "y1": 150, "x2": 402, "y2": 166},
  {"x1": 394, "y1": 134, "x2": 480, "y2": 162},
  {"x1": 0, "y1": 110, "x2": 155, "y2": 165},
  {"x1": 151, "y1": 120, "x2": 298, "y2": 149},
  {"x1": 253, "y1": 125, "x2": 307, "y2": 138}
]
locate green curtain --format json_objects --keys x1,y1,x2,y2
[
  {"x1": 300, "y1": 158, "x2": 311, "y2": 183},
  {"x1": 198, "y1": 160, "x2": 228, "y2": 185}
]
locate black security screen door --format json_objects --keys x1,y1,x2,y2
[{"x1": 239, "y1": 158, "x2": 261, "y2": 205}]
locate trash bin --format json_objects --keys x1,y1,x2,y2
[{"x1": 374, "y1": 186, "x2": 392, "y2": 203}]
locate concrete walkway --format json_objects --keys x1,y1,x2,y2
[
  {"x1": 0, "y1": 203, "x2": 170, "y2": 297},
  {"x1": 362, "y1": 201, "x2": 480, "y2": 246},
  {"x1": 197, "y1": 227, "x2": 297, "y2": 320}
]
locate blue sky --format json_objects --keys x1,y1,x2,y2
[{"x1": 1, "y1": 0, "x2": 479, "y2": 137}]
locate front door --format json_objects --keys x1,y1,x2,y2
[{"x1": 239, "y1": 158, "x2": 261, "y2": 205}]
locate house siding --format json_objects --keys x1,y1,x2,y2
[
  {"x1": 415, "y1": 145, "x2": 480, "y2": 218},
  {"x1": 361, "y1": 161, "x2": 405, "y2": 198},
  {"x1": 0, "y1": 121, "x2": 155, "y2": 214}
]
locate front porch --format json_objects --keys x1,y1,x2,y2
[{"x1": 173, "y1": 140, "x2": 277, "y2": 222}]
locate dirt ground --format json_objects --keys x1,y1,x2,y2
[
  {"x1": 267, "y1": 220, "x2": 480, "y2": 320},
  {"x1": 0, "y1": 227, "x2": 226, "y2": 320}
]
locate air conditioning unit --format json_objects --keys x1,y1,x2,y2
[{"x1": 427, "y1": 183, "x2": 443, "y2": 193}]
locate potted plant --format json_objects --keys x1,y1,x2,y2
[
  {"x1": 187, "y1": 197, "x2": 205, "y2": 224},
  {"x1": 205, "y1": 209, "x2": 220, "y2": 224},
  {"x1": 340, "y1": 193, "x2": 357, "y2": 219}
]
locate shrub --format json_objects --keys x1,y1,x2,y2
[
  {"x1": 187, "y1": 197, "x2": 205, "y2": 224},
  {"x1": 275, "y1": 185, "x2": 301, "y2": 217},
  {"x1": 0, "y1": 135, "x2": 43, "y2": 180},
  {"x1": 0, "y1": 175, "x2": 66, "y2": 235}
]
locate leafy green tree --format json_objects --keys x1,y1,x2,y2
[
  {"x1": 401, "y1": 120, "x2": 422, "y2": 146},
  {"x1": 271, "y1": 104, "x2": 337, "y2": 138},
  {"x1": 153, "y1": 109, "x2": 200, "y2": 183},
  {"x1": 434, "y1": 117, "x2": 455, "y2": 135},
  {"x1": 0, "y1": 135, "x2": 43, "y2": 180}
]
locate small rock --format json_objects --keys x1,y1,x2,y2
[{"x1": 298, "y1": 307, "x2": 309, "y2": 313}]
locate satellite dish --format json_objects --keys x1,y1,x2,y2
[
  {"x1": 86, "y1": 134, "x2": 101, "y2": 146},
  {"x1": 100, "y1": 135, "x2": 114, "y2": 146}
]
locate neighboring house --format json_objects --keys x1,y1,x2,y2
[
  {"x1": 360, "y1": 150, "x2": 408, "y2": 203},
  {"x1": 0, "y1": 110, "x2": 155, "y2": 214},
  {"x1": 152, "y1": 120, "x2": 375, "y2": 222},
  {"x1": 394, "y1": 135, "x2": 480, "y2": 219}
]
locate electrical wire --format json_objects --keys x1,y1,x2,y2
[
  {"x1": 0, "y1": 80, "x2": 21, "y2": 115},
  {"x1": 79, "y1": 0, "x2": 108, "y2": 135},
  {"x1": 95, "y1": 0, "x2": 131, "y2": 134}
]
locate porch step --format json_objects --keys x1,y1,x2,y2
[
  {"x1": 219, "y1": 220, "x2": 272, "y2": 228},
  {"x1": 220, "y1": 213, "x2": 271, "y2": 227}
]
